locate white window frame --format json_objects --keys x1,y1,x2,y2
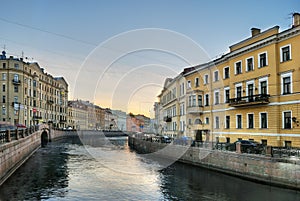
[
  {"x1": 280, "y1": 44, "x2": 292, "y2": 62},
  {"x1": 223, "y1": 66, "x2": 230, "y2": 79},
  {"x1": 187, "y1": 80, "x2": 191, "y2": 89},
  {"x1": 235, "y1": 83, "x2": 243, "y2": 98},
  {"x1": 247, "y1": 113, "x2": 255, "y2": 129},
  {"x1": 204, "y1": 74, "x2": 209, "y2": 85},
  {"x1": 259, "y1": 112, "x2": 268, "y2": 129},
  {"x1": 246, "y1": 80, "x2": 255, "y2": 97},
  {"x1": 282, "y1": 110, "x2": 292, "y2": 129},
  {"x1": 245, "y1": 56, "x2": 254, "y2": 72},
  {"x1": 234, "y1": 60, "x2": 242, "y2": 75},
  {"x1": 205, "y1": 117, "x2": 209, "y2": 124},
  {"x1": 214, "y1": 89, "x2": 220, "y2": 105},
  {"x1": 258, "y1": 51, "x2": 268, "y2": 68},
  {"x1": 204, "y1": 93, "x2": 209, "y2": 106},
  {"x1": 225, "y1": 115, "x2": 230, "y2": 129},
  {"x1": 280, "y1": 72, "x2": 293, "y2": 95},
  {"x1": 224, "y1": 87, "x2": 230, "y2": 103},
  {"x1": 258, "y1": 77, "x2": 268, "y2": 95},
  {"x1": 236, "y1": 114, "x2": 242, "y2": 129},
  {"x1": 215, "y1": 116, "x2": 220, "y2": 129},
  {"x1": 195, "y1": 77, "x2": 199, "y2": 87},
  {"x1": 214, "y1": 70, "x2": 219, "y2": 82}
]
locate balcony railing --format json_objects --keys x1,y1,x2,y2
[
  {"x1": 191, "y1": 123, "x2": 210, "y2": 130},
  {"x1": 187, "y1": 105, "x2": 203, "y2": 114},
  {"x1": 12, "y1": 79, "x2": 21, "y2": 85},
  {"x1": 163, "y1": 116, "x2": 172, "y2": 122},
  {"x1": 229, "y1": 94, "x2": 270, "y2": 107},
  {"x1": 47, "y1": 100, "x2": 54, "y2": 104}
]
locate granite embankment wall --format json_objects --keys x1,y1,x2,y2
[
  {"x1": 0, "y1": 129, "x2": 75, "y2": 186},
  {"x1": 128, "y1": 136, "x2": 300, "y2": 190}
]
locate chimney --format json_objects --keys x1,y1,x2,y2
[
  {"x1": 251, "y1": 28, "x2": 261, "y2": 37},
  {"x1": 293, "y1": 13, "x2": 300, "y2": 27}
]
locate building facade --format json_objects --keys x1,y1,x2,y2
[
  {"x1": 0, "y1": 53, "x2": 68, "y2": 128},
  {"x1": 112, "y1": 110, "x2": 127, "y2": 131},
  {"x1": 156, "y1": 13, "x2": 300, "y2": 147}
]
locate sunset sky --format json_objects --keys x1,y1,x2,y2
[{"x1": 0, "y1": 0, "x2": 298, "y2": 117}]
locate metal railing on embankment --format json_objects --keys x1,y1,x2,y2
[{"x1": 0, "y1": 125, "x2": 39, "y2": 144}]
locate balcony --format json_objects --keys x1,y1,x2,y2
[
  {"x1": 163, "y1": 116, "x2": 172, "y2": 122},
  {"x1": 60, "y1": 119, "x2": 67, "y2": 123},
  {"x1": 47, "y1": 100, "x2": 54, "y2": 104},
  {"x1": 33, "y1": 116, "x2": 43, "y2": 120},
  {"x1": 229, "y1": 94, "x2": 270, "y2": 107},
  {"x1": 191, "y1": 123, "x2": 210, "y2": 130},
  {"x1": 12, "y1": 79, "x2": 21, "y2": 85},
  {"x1": 187, "y1": 105, "x2": 203, "y2": 114}
]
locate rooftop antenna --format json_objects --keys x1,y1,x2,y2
[{"x1": 21, "y1": 51, "x2": 24, "y2": 59}]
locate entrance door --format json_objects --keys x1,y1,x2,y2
[{"x1": 195, "y1": 130, "x2": 203, "y2": 142}]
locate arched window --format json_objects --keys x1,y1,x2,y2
[{"x1": 194, "y1": 119, "x2": 202, "y2": 124}]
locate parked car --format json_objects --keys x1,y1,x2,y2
[{"x1": 228, "y1": 140, "x2": 263, "y2": 153}]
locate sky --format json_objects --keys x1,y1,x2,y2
[{"x1": 0, "y1": 0, "x2": 298, "y2": 117}]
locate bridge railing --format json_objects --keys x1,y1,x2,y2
[{"x1": 0, "y1": 125, "x2": 40, "y2": 144}]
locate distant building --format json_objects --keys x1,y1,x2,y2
[
  {"x1": 126, "y1": 113, "x2": 150, "y2": 132},
  {"x1": 112, "y1": 110, "x2": 127, "y2": 131},
  {"x1": 0, "y1": 52, "x2": 68, "y2": 128},
  {"x1": 68, "y1": 100, "x2": 88, "y2": 130}
]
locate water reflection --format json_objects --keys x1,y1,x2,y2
[{"x1": 0, "y1": 137, "x2": 299, "y2": 201}]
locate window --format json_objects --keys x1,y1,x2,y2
[
  {"x1": 260, "y1": 112, "x2": 268, "y2": 128},
  {"x1": 223, "y1": 67, "x2": 230, "y2": 79},
  {"x1": 224, "y1": 87, "x2": 230, "y2": 103},
  {"x1": 236, "y1": 115, "x2": 242, "y2": 129},
  {"x1": 187, "y1": 80, "x2": 191, "y2": 89},
  {"x1": 14, "y1": 96, "x2": 18, "y2": 103},
  {"x1": 2, "y1": 106, "x2": 6, "y2": 115},
  {"x1": 246, "y1": 81, "x2": 254, "y2": 101},
  {"x1": 14, "y1": 74, "x2": 19, "y2": 82},
  {"x1": 205, "y1": 117, "x2": 209, "y2": 124},
  {"x1": 248, "y1": 114, "x2": 254, "y2": 129},
  {"x1": 214, "y1": 70, "x2": 219, "y2": 82},
  {"x1": 246, "y1": 57, "x2": 254, "y2": 71},
  {"x1": 205, "y1": 94, "x2": 209, "y2": 106},
  {"x1": 2, "y1": 73, "x2": 6, "y2": 80},
  {"x1": 192, "y1": 95, "x2": 196, "y2": 106},
  {"x1": 258, "y1": 52, "x2": 268, "y2": 67},
  {"x1": 14, "y1": 63, "x2": 19, "y2": 69},
  {"x1": 14, "y1": 85, "x2": 18, "y2": 92},
  {"x1": 214, "y1": 90, "x2": 219, "y2": 105},
  {"x1": 225, "y1": 116, "x2": 230, "y2": 129},
  {"x1": 33, "y1": 80, "x2": 37, "y2": 87},
  {"x1": 198, "y1": 95, "x2": 202, "y2": 106},
  {"x1": 283, "y1": 77, "x2": 291, "y2": 94},
  {"x1": 204, "y1": 74, "x2": 209, "y2": 84},
  {"x1": 281, "y1": 72, "x2": 292, "y2": 95},
  {"x1": 215, "y1": 116, "x2": 220, "y2": 129},
  {"x1": 236, "y1": 85, "x2": 242, "y2": 100},
  {"x1": 2, "y1": 95, "x2": 5, "y2": 103},
  {"x1": 195, "y1": 77, "x2": 199, "y2": 87},
  {"x1": 259, "y1": 77, "x2": 268, "y2": 95},
  {"x1": 283, "y1": 111, "x2": 291, "y2": 129},
  {"x1": 280, "y1": 45, "x2": 291, "y2": 62},
  {"x1": 2, "y1": 84, "x2": 5, "y2": 92},
  {"x1": 2, "y1": 63, "x2": 6, "y2": 68},
  {"x1": 235, "y1": 61, "x2": 242, "y2": 74}
]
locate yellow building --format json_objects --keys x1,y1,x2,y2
[
  {"x1": 0, "y1": 53, "x2": 68, "y2": 128},
  {"x1": 158, "y1": 13, "x2": 300, "y2": 147}
]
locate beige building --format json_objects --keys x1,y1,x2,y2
[
  {"x1": 156, "y1": 13, "x2": 300, "y2": 147},
  {"x1": 67, "y1": 100, "x2": 88, "y2": 130},
  {"x1": 0, "y1": 53, "x2": 68, "y2": 128}
]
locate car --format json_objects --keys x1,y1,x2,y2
[{"x1": 231, "y1": 140, "x2": 263, "y2": 153}]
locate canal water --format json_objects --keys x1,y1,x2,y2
[{"x1": 0, "y1": 136, "x2": 299, "y2": 201}]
